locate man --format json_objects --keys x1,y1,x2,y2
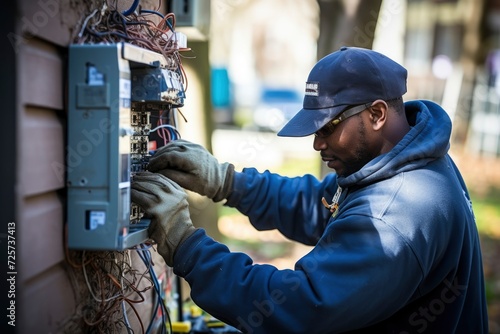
[{"x1": 131, "y1": 47, "x2": 489, "y2": 333}]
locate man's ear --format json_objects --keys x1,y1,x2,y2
[{"x1": 368, "y1": 99, "x2": 388, "y2": 131}]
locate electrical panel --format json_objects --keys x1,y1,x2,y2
[{"x1": 67, "y1": 42, "x2": 185, "y2": 250}]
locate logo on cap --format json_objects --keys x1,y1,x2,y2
[{"x1": 305, "y1": 81, "x2": 319, "y2": 96}]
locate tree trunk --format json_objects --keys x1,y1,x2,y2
[
  {"x1": 316, "y1": 0, "x2": 382, "y2": 177},
  {"x1": 317, "y1": 0, "x2": 382, "y2": 58}
]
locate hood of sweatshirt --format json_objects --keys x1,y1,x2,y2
[{"x1": 338, "y1": 100, "x2": 452, "y2": 188}]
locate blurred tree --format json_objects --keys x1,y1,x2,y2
[
  {"x1": 316, "y1": 0, "x2": 382, "y2": 58},
  {"x1": 316, "y1": 0, "x2": 382, "y2": 177}
]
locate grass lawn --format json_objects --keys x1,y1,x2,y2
[
  {"x1": 471, "y1": 188, "x2": 500, "y2": 331},
  {"x1": 472, "y1": 189, "x2": 500, "y2": 239}
]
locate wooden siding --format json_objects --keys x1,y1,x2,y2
[
  {"x1": 17, "y1": 37, "x2": 73, "y2": 334},
  {"x1": 19, "y1": 192, "x2": 65, "y2": 281},
  {"x1": 20, "y1": 265, "x2": 76, "y2": 333},
  {"x1": 19, "y1": 41, "x2": 64, "y2": 109},
  {"x1": 20, "y1": 106, "x2": 65, "y2": 197}
]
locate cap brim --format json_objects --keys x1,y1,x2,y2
[{"x1": 277, "y1": 105, "x2": 345, "y2": 137}]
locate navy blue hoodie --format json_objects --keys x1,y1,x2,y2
[{"x1": 173, "y1": 100, "x2": 488, "y2": 333}]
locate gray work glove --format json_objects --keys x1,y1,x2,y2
[
  {"x1": 131, "y1": 172, "x2": 196, "y2": 266},
  {"x1": 147, "y1": 139, "x2": 234, "y2": 202}
]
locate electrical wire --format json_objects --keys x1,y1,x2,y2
[
  {"x1": 138, "y1": 248, "x2": 163, "y2": 334},
  {"x1": 135, "y1": 244, "x2": 173, "y2": 334},
  {"x1": 122, "y1": 0, "x2": 140, "y2": 16},
  {"x1": 75, "y1": 5, "x2": 189, "y2": 92},
  {"x1": 140, "y1": 8, "x2": 164, "y2": 19},
  {"x1": 153, "y1": 108, "x2": 181, "y2": 146},
  {"x1": 78, "y1": 9, "x2": 98, "y2": 38},
  {"x1": 63, "y1": 244, "x2": 158, "y2": 333},
  {"x1": 121, "y1": 299, "x2": 133, "y2": 333},
  {"x1": 149, "y1": 124, "x2": 181, "y2": 138}
]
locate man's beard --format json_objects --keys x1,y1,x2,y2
[{"x1": 337, "y1": 120, "x2": 376, "y2": 177}]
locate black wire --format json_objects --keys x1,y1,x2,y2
[
  {"x1": 85, "y1": 28, "x2": 130, "y2": 41},
  {"x1": 111, "y1": 10, "x2": 130, "y2": 37}
]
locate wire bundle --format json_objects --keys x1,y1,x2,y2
[
  {"x1": 136, "y1": 244, "x2": 173, "y2": 334},
  {"x1": 75, "y1": 0, "x2": 188, "y2": 89},
  {"x1": 63, "y1": 243, "x2": 174, "y2": 333},
  {"x1": 150, "y1": 108, "x2": 182, "y2": 147}
]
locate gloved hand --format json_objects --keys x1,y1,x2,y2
[
  {"x1": 147, "y1": 139, "x2": 234, "y2": 202},
  {"x1": 131, "y1": 172, "x2": 196, "y2": 266}
]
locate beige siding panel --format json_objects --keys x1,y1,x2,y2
[
  {"x1": 19, "y1": 192, "x2": 64, "y2": 281},
  {"x1": 20, "y1": 107, "x2": 65, "y2": 197},
  {"x1": 19, "y1": 41, "x2": 63, "y2": 109},
  {"x1": 19, "y1": 0, "x2": 72, "y2": 47},
  {"x1": 19, "y1": 265, "x2": 75, "y2": 333}
]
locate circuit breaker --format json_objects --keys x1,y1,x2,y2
[{"x1": 67, "y1": 42, "x2": 185, "y2": 250}]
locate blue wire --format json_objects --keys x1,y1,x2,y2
[
  {"x1": 122, "y1": 0, "x2": 140, "y2": 16},
  {"x1": 164, "y1": 19, "x2": 174, "y2": 31},
  {"x1": 137, "y1": 8, "x2": 173, "y2": 31},
  {"x1": 169, "y1": 127, "x2": 179, "y2": 140},
  {"x1": 140, "y1": 9, "x2": 165, "y2": 19},
  {"x1": 136, "y1": 248, "x2": 159, "y2": 334},
  {"x1": 136, "y1": 246, "x2": 170, "y2": 333}
]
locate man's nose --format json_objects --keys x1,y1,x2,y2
[{"x1": 313, "y1": 135, "x2": 327, "y2": 151}]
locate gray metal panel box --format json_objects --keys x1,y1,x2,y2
[
  {"x1": 67, "y1": 43, "x2": 172, "y2": 250},
  {"x1": 171, "y1": 0, "x2": 210, "y2": 40}
]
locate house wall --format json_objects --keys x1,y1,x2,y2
[
  {"x1": 1, "y1": 1, "x2": 21, "y2": 330},
  {"x1": 12, "y1": 1, "x2": 171, "y2": 332}
]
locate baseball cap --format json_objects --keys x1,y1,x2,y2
[{"x1": 277, "y1": 46, "x2": 407, "y2": 137}]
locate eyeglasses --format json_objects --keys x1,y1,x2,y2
[{"x1": 314, "y1": 102, "x2": 372, "y2": 138}]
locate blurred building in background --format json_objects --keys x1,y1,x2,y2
[
  {"x1": 209, "y1": 0, "x2": 319, "y2": 128},
  {"x1": 403, "y1": 0, "x2": 500, "y2": 157}
]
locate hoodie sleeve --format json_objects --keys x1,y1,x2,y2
[
  {"x1": 225, "y1": 168, "x2": 338, "y2": 245},
  {"x1": 173, "y1": 213, "x2": 423, "y2": 334}
]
